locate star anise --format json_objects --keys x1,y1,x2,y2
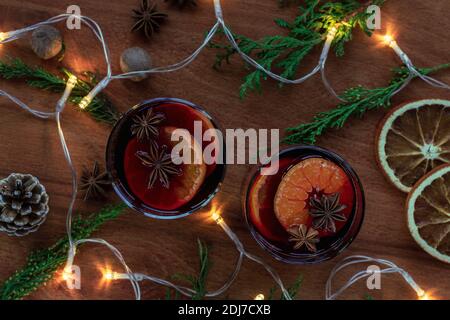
[
  {"x1": 287, "y1": 224, "x2": 320, "y2": 252},
  {"x1": 165, "y1": 0, "x2": 197, "y2": 8},
  {"x1": 136, "y1": 145, "x2": 182, "y2": 189},
  {"x1": 80, "y1": 161, "x2": 112, "y2": 201},
  {"x1": 132, "y1": 0, "x2": 168, "y2": 39},
  {"x1": 309, "y1": 193, "x2": 347, "y2": 233},
  {"x1": 131, "y1": 109, "x2": 165, "y2": 149}
]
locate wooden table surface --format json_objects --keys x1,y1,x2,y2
[{"x1": 0, "y1": 0, "x2": 449, "y2": 300}]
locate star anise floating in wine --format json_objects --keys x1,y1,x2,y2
[
  {"x1": 131, "y1": 109, "x2": 165, "y2": 149},
  {"x1": 309, "y1": 192, "x2": 347, "y2": 233},
  {"x1": 80, "y1": 161, "x2": 112, "y2": 201},
  {"x1": 136, "y1": 145, "x2": 182, "y2": 189},
  {"x1": 165, "y1": 0, "x2": 197, "y2": 8},
  {"x1": 132, "y1": 0, "x2": 168, "y2": 39},
  {"x1": 287, "y1": 224, "x2": 319, "y2": 252}
]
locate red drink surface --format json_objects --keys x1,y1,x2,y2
[{"x1": 123, "y1": 102, "x2": 218, "y2": 210}]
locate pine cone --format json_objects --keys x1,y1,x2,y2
[{"x1": 0, "y1": 173, "x2": 49, "y2": 236}]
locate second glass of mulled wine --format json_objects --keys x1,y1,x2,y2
[
  {"x1": 244, "y1": 146, "x2": 364, "y2": 264},
  {"x1": 106, "y1": 98, "x2": 225, "y2": 219}
]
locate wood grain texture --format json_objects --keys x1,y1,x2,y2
[{"x1": 0, "y1": 0, "x2": 449, "y2": 300}]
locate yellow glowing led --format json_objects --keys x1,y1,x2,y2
[
  {"x1": 382, "y1": 34, "x2": 395, "y2": 46},
  {"x1": 66, "y1": 75, "x2": 77, "y2": 88},
  {"x1": 329, "y1": 26, "x2": 338, "y2": 35},
  {"x1": 254, "y1": 293, "x2": 265, "y2": 300},
  {"x1": 418, "y1": 291, "x2": 433, "y2": 300},
  {"x1": 103, "y1": 270, "x2": 115, "y2": 281},
  {"x1": 61, "y1": 266, "x2": 73, "y2": 281},
  {"x1": 0, "y1": 32, "x2": 9, "y2": 42},
  {"x1": 211, "y1": 211, "x2": 223, "y2": 224},
  {"x1": 78, "y1": 96, "x2": 92, "y2": 109}
]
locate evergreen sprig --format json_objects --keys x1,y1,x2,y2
[
  {"x1": 0, "y1": 203, "x2": 126, "y2": 300},
  {"x1": 171, "y1": 239, "x2": 210, "y2": 300},
  {"x1": 284, "y1": 63, "x2": 450, "y2": 144},
  {"x1": 0, "y1": 58, "x2": 120, "y2": 125},
  {"x1": 209, "y1": 0, "x2": 385, "y2": 98},
  {"x1": 268, "y1": 275, "x2": 303, "y2": 300}
]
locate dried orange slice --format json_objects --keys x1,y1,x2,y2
[
  {"x1": 274, "y1": 157, "x2": 353, "y2": 232},
  {"x1": 376, "y1": 99, "x2": 450, "y2": 192},
  {"x1": 406, "y1": 164, "x2": 450, "y2": 264}
]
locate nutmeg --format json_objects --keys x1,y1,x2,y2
[
  {"x1": 30, "y1": 25, "x2": 63, "y2": 60},
  {"x1": 120, "y1": 47, "x2": 152, "y2": 82}
]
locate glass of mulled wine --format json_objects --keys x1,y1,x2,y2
[
  {"x1": 244, "y1": 146, "x2": 364, "y2": 264},
  {"x1": 106, "y1": 98, "x2": 225, "y2": 219}
]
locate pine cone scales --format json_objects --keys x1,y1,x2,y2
[{"x1": 0, "y1": 173, "x2": 49, "y2": 236}]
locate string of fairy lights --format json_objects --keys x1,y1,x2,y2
[{"x1": 0, "y1": 0, "x2": 445, "y2": 299}]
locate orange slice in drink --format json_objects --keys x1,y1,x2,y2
[
  {"x1": 248, "y1": 158, "x2": 294, "y2": 242},
  {"x1": 160, "y1": 126, "x2": 207, "y2": 204},
  {"x1": 274, "y1": 157, "x2": 353, "y2": 233}
]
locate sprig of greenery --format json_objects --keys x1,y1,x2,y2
[
  {"x1": 284, "y1": 62, "x2": 450, "y2": 144},
  {"x1": 170, "y1": 239, "x2": 210, "y2": 300},
  {"x1": 0, "y1": 203, "x2": 126, "y2": 300},
  {"x1": 209, "y1": 0, "x2": 385, "y2": 98},
  {"x1": 0, "y1": 58, "x2": 120, "y2": 124},
  {"x1": 268, "y1": 275, "x2": 303, "y2": 300}
]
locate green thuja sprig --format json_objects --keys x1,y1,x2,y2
[
  {"x1": 284, "y1": 62, "x2": 450, "y2": 145},
  {"x1": 268, "y1": 275, "x2": 303, "y2": 300},
  {"x1": 170, "y1": 239, "x2": 210, "y2": 300},
  {"x1": 209, "y1": 0, "x2": 385, "y2": 98},
  {"x1": 0, "y1": 204, "x2": 126, "y2": 300},
  {"x1": 0, "y1": 58, "x2": 119, "y2": 124}
]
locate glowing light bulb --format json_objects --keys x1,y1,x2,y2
[
  {"x1": 383, "y1": 34, "x2": 395, "y2": 46},
  {"x1": 103, "y1": 270, "x2": 115, "y2": 281},
  {"x1": 78, "y1": 96, "x2": 92, "y2": 109},
  {"x1": 62, "y1": 267, "x2": 73, "y2": 281},
  {"x1": 0, "y1": 32, "x2": 9, "y2": 42},
  {"x1": 418, "y1": 290, "x2": 433, "y2": 300},
  {"x1": 66, "y1": 75, "x2": 77, "y2": 88},
  {"x1": 329, "y1": 26, "x2": 338, "y2": 35},
  {"x1": 254, "y1": 293, "x2": 265, "y2": 300},
  {"x1": 211, "y1": 211, "x2": 223, "y2": 224}
]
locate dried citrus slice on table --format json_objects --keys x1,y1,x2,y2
[
  {"x1": 406, "y1": 164, "x2": 450, "y2": 264},
  {"x1": 274, "y1": 157, "x2": 354, "y2": 236},
  {"x1": 376, "y1": 99, "x2": 450, "y2": 192}
]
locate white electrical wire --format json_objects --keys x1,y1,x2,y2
[
  {"x1": 326, "y1": 255, "x2": 427, "y2": 300},
  {"x1": 108, "y1": 214, "x2": 293, "y2": 300},
  {"x1": 384, "y1": 36, "x2": 450, "y2": 93}
]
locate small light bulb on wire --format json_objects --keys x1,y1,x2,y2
[
  {"x1": 382, "y1": 34, "x2": 395, "y2": 47},
  {"x1": 0, "y1": 32, "x2": 7, "y2": 42},
  {"x1": 211, "y1": 211, "x2": 223, "y2": 224},
  {"x1": 78, "y1": 96, "x2": 92, "y2": 110},
  {"x1": 379, "y1": 32, "x2": 450, "y2": 93},
  {"x1": 103, "y1": 270, "x2": 115, "y2": 281},
  {"x1": 66, "y1": 75, "x2": 77, "y2": 88},
  {"x1": 254, "y1": 293, "x2": 265, "y2": 300}
]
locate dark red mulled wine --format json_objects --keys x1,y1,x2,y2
[
  {"x1": 106, "y1": 98, "x2": 225, "y2": 219},
  {"x1": 244, "y1": 146, "x2": 364, "y2": 264}
]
